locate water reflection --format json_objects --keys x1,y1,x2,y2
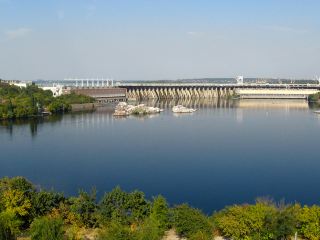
[
  {"x1": 132, "y1": 99, "x2": 310, "y2": 110},
  {"x1": 0, "y1": 99, "x2": 313, "y2": 137},
  {"x1": 0, "y1": 115, "x2": 63, "y2": 137},
  {"x1": 132, "y1": 98, "x2": 239, "y2": 109}
]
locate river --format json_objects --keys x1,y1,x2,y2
[{"x1": 1, "y1": 99, "x2": 320, "y2": 213}]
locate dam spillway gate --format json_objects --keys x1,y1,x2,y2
[{"x1": 126, "y1": 86, "x2": 236, "y2": 100}]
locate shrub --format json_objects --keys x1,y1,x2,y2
[
  {"x1": 213, "y1": 201, "x2": 277, "y2": 240},
  {"x1": 69, "y1": 189, "x2": 98, "y2": 228},
  {"x1": 0, "y1": 210, "x2": 21, "y2": 240},
  {"x1": 135, "y1": 217, "x2": 163, "y2": 240},
  {"x1": 99, "y1": 187, "x2": 150, "y2": 224},
  {"x1": 150, "y1": 195, "x2": 170, "y2": 231},
  {"x1": 31, "y1": 191, "x2": 65, "y2": 218},
  {"x1": 97, "y1": 221, "x2": 134, "y2": 240},
  {"x1": 29, "y1": 216, "x2": 64, "y2": 240},
  {"x1": 172, "y1": 204, "x2": 212, "y2": 238},
  {"x1": 264, "y1": 203, "x2": 300, "y2": 240},
  {"x1": 299, "y1": 205, "x2": 320, "y2": 240}
]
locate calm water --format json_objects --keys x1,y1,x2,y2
[{"x1": 1, "y1": 99, "x2": 320, "y2": 213}]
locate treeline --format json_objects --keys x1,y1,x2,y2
[
  {"x1": 1, "y1": 177, "x2": 320, "y2": 240},
  {"x1": 0, "y1": 82, "x2": 94, "y2": 119}
]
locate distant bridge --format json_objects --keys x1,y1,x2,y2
[{"x1": 118, "y1": 83, "x2": 320, "y2": 100}]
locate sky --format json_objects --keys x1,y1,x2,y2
[{"x1": 0, "y1": 0, "x2": 319, "y2": 80}]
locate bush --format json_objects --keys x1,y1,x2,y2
[
  {"x1": 0, "y1": 176, "x2": 35, "y2": 228},
  {"x1": 29, "y1": 216, "x2": 64, "y2": 240},
  {"x1": 97, "y1": 221, "x2": 134, "y2": 240},
  {"x1": 213, "y1": 202, "x2": 276, "y2": 240},
  {"x1": 0, "y1": 210, "x2": 21, "y2": 240},
  {"x1": 69, "y1": 189, "x2": 98, "y2": 228},
  {"x1": 150, "y1": 195, "x2": 170, "y2": 232},
  {"x1": 299, "y1": 205, "x2": 320, "y2": 240},
  {"x1": 264, "y1": 203, "x2": 300, "y2": 240},
  {"x1": 172, "y1": 204, "x2": 212, "y2": 238},
  {"x1": 31, "y1": 191, "x2": 65, "y2": 218},
  {"x1": 99, "y1": 187, "x2": 150, "y2": 224},
  {"x1": 135, "y1": 217, "x2": 163, "y2": 240}
]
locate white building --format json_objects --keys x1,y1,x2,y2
[
  {"x1": 236, "y1": 76, "x2": 244, "y2": 85},
  {"x1": 40, "y1": 85, "x2": 64, "y2": 97},
  {"x1": 4, "y1": 80, "x2": 29, "y2": 88}
]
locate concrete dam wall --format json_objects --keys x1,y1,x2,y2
[{"x1": 126, "y1": 86, "x2": 236, "y2": 100}]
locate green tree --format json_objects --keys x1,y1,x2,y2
[
  {"x1": 0, "y1": 210, "x2": 21, "y2": 240},
  {"x1": 0, "y1": 177, "x2": 36, "y2": 227},
  {"x1": 31, "y1": 191, "x2": 65, "y2": 218},
  {"x1": 30, "y1": 216, "x2": 64, "y2": 240},
  {"x1": 99, "y1": 187, "x2": 150, "y2": 224},
  {"x1": 69, "y1": 189, "x2": 98, "y2": 228},
  {"x1": 150, "y1": 195, "x2": 170, "y2": 231},
  {"x1": 299, "y1": 205, "x2": 320, "y2": 240},
  {"x1": 263, "y1": 204, "x2": 300, "y2": 240},
  {"x1": 213, "y1": 201, "x2": 277, "y2": 240},
  {"x1": 172, "y1": 204, "x2": 212, "y2": 239},
  {"x1": 135, "y1": 217, "x2": 163, "y2": 240},
  {"x1": 97, "y1": 221, "x2": 134, "y2": 240}
]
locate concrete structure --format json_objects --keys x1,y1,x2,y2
[
  {"x1": 64, "y1": 78, "x2": 114, "y2": 88},
  {"x1": 72, "y1": 87, "x2": 127, "y2": 103},
  {"x1": 121, "y1": 83, "x2": 320, "y2": 100}
]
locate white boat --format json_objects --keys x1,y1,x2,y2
[{"x1": 314, "y1": 110, "x2": 320, "y2": 114}]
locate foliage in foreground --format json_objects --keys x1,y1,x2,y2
[{"x1": 2, "y1": 176, "x2": 320, "y2": 240}]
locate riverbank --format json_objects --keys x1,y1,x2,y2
[{"x1": 0, "y1": 82, "x2": 95, "y2": 119}]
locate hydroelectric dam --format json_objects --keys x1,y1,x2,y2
[
  {"x1": 62, "y1": 77, "x2": 320, "y2": 100},
  {"x1": 120, "y1": 83, "x2": 320, "y2": 100}
]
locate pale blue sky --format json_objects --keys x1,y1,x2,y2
[{"x1": 0, "y1": 0, "x2": 319, "y2": 80}]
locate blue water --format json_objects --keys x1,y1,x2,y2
[{"x1": 1, "y1": 99, "x2": 320, "y2": 213}]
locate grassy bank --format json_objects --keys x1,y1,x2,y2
[
  {"x1": 0, "y1": 82, "x2": 94, "y2": 120},
  {"x1": 1, "y1": 177, "x2": 320, "y2": 240}
]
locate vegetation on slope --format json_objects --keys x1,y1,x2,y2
[
  {"x1": 0, "y1": 82, "x2": 94, "y2": 119},
  {"x1": 1, "y1": 177, "x2": 320, "y2": 240}
]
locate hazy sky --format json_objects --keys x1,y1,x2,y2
[{"x1": 0, "y1": 0, "x2": 319, "y2": 80}]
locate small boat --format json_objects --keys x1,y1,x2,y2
[{"x1": 314, "y1": 110, "x2": 320, "y2": 114}]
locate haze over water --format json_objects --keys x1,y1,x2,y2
[{"x1": 1, "y1": 99, "x2": 320, "y2": 213}]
